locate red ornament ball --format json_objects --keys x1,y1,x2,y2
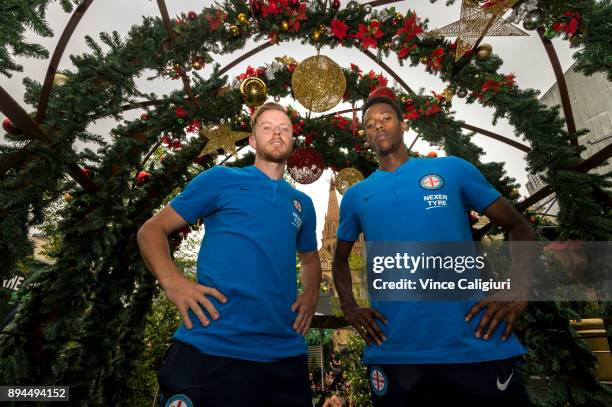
[
  {"x1": 368, "y1": 86, "x2": 397, "y2": 102},
  {"x1": 2, "y1": 118, "x2": 22, "y2": 135},
  {"x1": 140, "y1": 112, "x2": 150, "y2": 121},
  {"x1": 136, "y1": 171, "x2": 151, "y2": 186},
  {"x1": 427, "y1": 151, "x2": 438, "y2": 158},
  {"x1": 331, "y1": 0, "x2": 341, "y2": 10},
  {"x1": 287, "y1": 148, "x2": 325, "y2": 184},
  {"x1": 187, "y1": 11, "x2": 198, "y2": 20}
]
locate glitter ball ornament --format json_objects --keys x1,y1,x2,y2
[
  {"x1": 292, "y1": 55, "x2": 346, "y2": 112},
  {"x1": 287, "y1": 148, "x2": 325, "y2": 184},
  {"x1": 335, "y1": 168, "x2": 364, "y2": 194}
]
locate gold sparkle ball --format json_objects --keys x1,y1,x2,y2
[
  {"x1": 229, "y1": 25, "x2": 240, "y2": 37},
  {"x1": 476, "y1": 43, "x2": 493, "y2": 60},
  {"x1": 191, "y1": 57, "x2": 204, "y2": 70},
  {"x1": 357, "y1": 129, "x2": 365, "y2": 137},
  {"x1": 237, "y1": 13, "x2": 248, "y2": 25},
  {"x1": 291, "y1": 55, "x2": 346, "y2": 113},
  {"x1": 240, "y1": 76, "x2": 268, "y2": 107},
  {"x1": 281, "y1": 21, "x2": 290, "y2": 31},
  {"x1": 311, "y1": 30, "x2": 321, "y2": 42},
  {"x1": 420, "y1": 56, "x2": 429, "y2": 64},
  {"x1": 335, "y1": 168, "x2": 364, "y2": 195},
  {"x1": 53, "y1": 73, "x2": 69, "y2": 86}
]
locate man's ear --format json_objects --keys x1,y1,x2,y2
[
  {"x1": 248, "y1": 134, "x2": 256, "y2": 150},
  {"x1": 400, "y1": 120, "x2": 408, "y2": 133}
]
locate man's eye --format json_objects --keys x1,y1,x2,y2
[{"x1": 263, "y1": 126, "x2": 272, "y2": 131}]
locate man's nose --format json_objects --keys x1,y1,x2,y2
[{"x1": 375, "y1": 119, "x2": 384, "y2": 130}]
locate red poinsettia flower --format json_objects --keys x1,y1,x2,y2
[
  {"x1": 425, "y1": 103, "x2": 441, "y2": 116},
  {"x1": 552, "y1": 22, "x2": 563, "y2": 32},
  {"x1": 261, "y1": 0, "x2": 282, "y2": 17},
  {"x1": 330, "y1": 18, "x2": 349, "y2": 42},
  {"x1": 175, "y1": 106, "x2": 188, "y2": 118},
  {"x1": 428, "y1": 47, "x2": 445, "y2": 70},
  {"x1": 353, "y1": 21, "x2": 384, "y2": 49},
  {"x1": 332, "y1": 113, "x2": 349, "y2": 129},
  {"x1": 395, "y1": 12, "x2": 423, "y2": 40},
  {"x1": 186, "y1": 119, "x2": 201, "y2": 133},
  {"x1": 376, "y1": 73, "x2": 388, "y2": 87},
  {"x1": 288, "y1": 2, "x2": 308, "y2": 32},
  {"x1": 204, "y1": 10, "x2": 227, "y2": 31},
  {"x1": 237, "y1": 66, "x2": 257, "y2": 81}
]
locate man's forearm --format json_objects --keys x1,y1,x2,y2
[
  {"x1": 136, "y1": 222, "x2": 183, "y2": 287},
  {"x1": 332, "y1": 258, "x2": 358, "y2": 310},
  {"x1": 508, "y1": 222, "x2": 537, "y2": 297},
  {"x1": 300, "y1": 255, "x2": 322, "y2": 295}
]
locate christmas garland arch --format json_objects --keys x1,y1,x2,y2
[{"x1": 1, "y1": 0, "x2": 611, "y2": 405}]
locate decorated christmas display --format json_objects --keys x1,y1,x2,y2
[{"x1": 1, "y1": 0, "x2": 611, "y2": 405}]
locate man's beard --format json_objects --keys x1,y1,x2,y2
[{"x1": 257, "y1": 144, "x2": 292, "y2": 163}]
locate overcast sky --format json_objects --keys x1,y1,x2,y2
[{"x1": 1, "y1": 0, "x2": 576, "y2": 245}]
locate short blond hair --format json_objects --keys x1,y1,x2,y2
[{"x1": 250, "y1": 102, "x2": 288, "y2": 128}]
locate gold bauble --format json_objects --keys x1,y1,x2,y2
[
  {"x1": 476, "y1": 43, "x2": 493, "y2": 60},
  {"x1": 357, "y1": 129, "x2": 365, "y2": 137},
  {"x1": 335, "y1": 168, "x2": 364, "y2": 195},
  {"x1": 229, "y1": 25, "x2": 240, "y2": 37},
  {"x1": 395, "y1": 13, "x2": 403, "y2": 20},
  {"x1": 237, "y1": 13, "x2": 248, "y2": 25},
  {"x1": 383, "y1": 41, "x2": 391, "y2": 49},
  {"x1": 420, "y1": 56, "x2": 429, "y2": 64},
  {"x1": 291, "y1": 55, "x2": 347, "y2": 113},
  {"x1": 191, "y1": 57, "x2": 204, "y2": 70},
  {"x1": 319, "y1": 24, "x2": 326, "y2": 32},
  {"x1": 311, "y1": 30, "x2": 321, "y2": 42},
  {"x1": 240, "y1": 76, "x2": 268, "y2": 107},
  {"x1": 53, "y1": 73, "x2": 69, "y2": 86},
  {"x1": 281, "y1": 21, "x2": 290, "y2": 31},
  {"x1": 63, "y1": 192, "x2": 74, "y2": 203}
]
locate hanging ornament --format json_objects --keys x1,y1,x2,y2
[
  {"x1": 140, "y1": 112, "x2": 150, "y2": 121},
  {"x1": 508, "y1": 0, "x2": 539, "y2": 24},
  {"x1": 357, "y1": 129, "x2": 365, "y2": 137},
  {"x1": 346, "y1": 1, "x2": 359, "y2": 12},
  {"x1": 191, "y1": 57, "x2": 205, "y2": 70},
  {"x1": 311, "y1": 30, "x2": 321, "y2": 42},
  {"x1": 509, "y1": 188, "x2": 521, "y2": 199},
  {"x1": 229, "y1": 25, "x2": 241, "y2": 37},
  {"x1": 456, "y1": 88, "x2": 468, "y2": 98},
  {"x1": 363, "y1": 4, "x2": 372, "y2": 14},
  {"x1": 223, "y1": 22, "x2": 232, "y2": 32},
  {"x1": 182, "y1": 61, "x2": 192, "y2": 72},
  {"x1": 475, "y1": 43, "x2": 493, "y2": 60},
  {"x1": 248, "y1": 18, "x2": 259, "y2": 33},
  {"x1": 281, "y1": 21, "x2": 290, "y2": 31},
  {"x1": 274, "y1": 95, "x2": 281, "y2": 102},
  {"x1": 427, "y1": 151, "x2": 438, "y2": 158},
  {"x1": 291, "y1": 55, "x2": 347, "y2": 112},
  {"x1": 335, "y1": 168, "x2": 364, "y2": 194},
  {"x1": 53, "y1": 73, "x2": 69, "y2": 87},
  {"x1": 390, "y1": 35, "x2": 402, "y2": 51},
  {"x1": 429, "y1": 0, "x2": 527, "y2": 61},
  {"x1": 287, "y1": 148, "x2": 325, "y2": 184},
  {"x1": 420, "y1": 56, "x2": 429, "y2": 64},
  {"x1": 240, "y1": 76, "x2": 268, "y2": 107},
  {"x1": 522, "y1": 9, "x2": 545, "y2": 31},
  {"x1": 198, "y1": 124, "x2": 250, "y2": 157},
  {"x1": 2, "y1": 118, "x2": 22, "y2": 135},
  {"x1": 63, "y1": 192, "x2": 74, "y2": 203},
  {"x1": 237, "y1": 13, "x2": 248, "y2": 25},
  {"x1": 187, "y1": 11, "x2": 198, "y2": 21},
  {"x1": 331, "y1": 0, "x2": 341, "y2": 10},
  {"x1": 327, "y1": 136, "x2": 335, "y2": 146}
]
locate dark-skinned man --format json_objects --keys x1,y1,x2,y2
[{"x1": 332, "y1": 87, "x2": 536, "y2": 405}]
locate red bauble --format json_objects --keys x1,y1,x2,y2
[
  {"x1": 469, "y1": 212, "x2": 479, "y2": 224},
  {"x1": 140, "y1": 112, "x2": 150, "y2": 121},
  {"x1": 427, "y1": 151, "x2": 438, "y2": 158},
  {"x1": 136, "y1": 171, "x2": 151, "y2": 186},
  {"x1": 2, "y1": 118, "x2": 22, "y2": 135},
  {"x1": 331, "y1": 0, "x2": 341, "y2": 10},
  {"x1": 175, "y1": 106, "x2": 188, "y2": 118},
  {"x1": 287, "y1": 148, "x2": 325, "y2": 184},
  {"x1": 368, "y1": 86, "x2": 397, "y2": 101},
  {"x1": 187, "y1": 11, "x2": 198, "y2": 20}
]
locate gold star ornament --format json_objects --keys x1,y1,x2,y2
[
  {"x1": 430, "y1": 0, "x2": 527, "y2": 60},
  {"x1": 198, "y1": 124, "x2": 250, "y2": 157}
]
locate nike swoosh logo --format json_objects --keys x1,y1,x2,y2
[
  {"x1": 497, "y1": 371, "x2": 513, "y2": 391},
  {"x1": 240, "y1": 187, "x2": 248, "y2": 190},
  {"x1": 363, "y1": 195, "x2": 374, "y2": 202}
]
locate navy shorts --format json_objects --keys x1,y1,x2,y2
[
  {"x1": 368, "y1": 356, "x2": 531, "y2": 406},
  {"x1": 158, "y1": 340, "x2": 311, "y2": 407}
]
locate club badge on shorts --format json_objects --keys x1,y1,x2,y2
[
  {"x1": 419, "y1": 174, "x2": 444, "y2": 190},
  {"x1": 165, "y1": 394, "x2": 194, "y2": 407},
  {"x1": 370, "y1": 366, "x2": 388, "y2": 396}
]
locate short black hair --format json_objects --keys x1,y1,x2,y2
[{"x1": 361, "y1": 96, "x2": 403, "y2": 125}]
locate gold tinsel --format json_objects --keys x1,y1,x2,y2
[
  {"x1": 240, "y1": 77, "x2": 268, "y2": 107},
  {"x1": 291, "y1": 55, "x2": 346, "y2": 113},
  {"x1": 335, "y1": 168, "x2": 364, "y2": 195},
  {"x1": 429, "y1": 0, "x2": 526, "y2": 61},
  {"x1": 198, "y1": 124, "x2": 250, "y2": 157},
  {"x1": 275, "y1": 55, "x2": 297, "y2": 65}
]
